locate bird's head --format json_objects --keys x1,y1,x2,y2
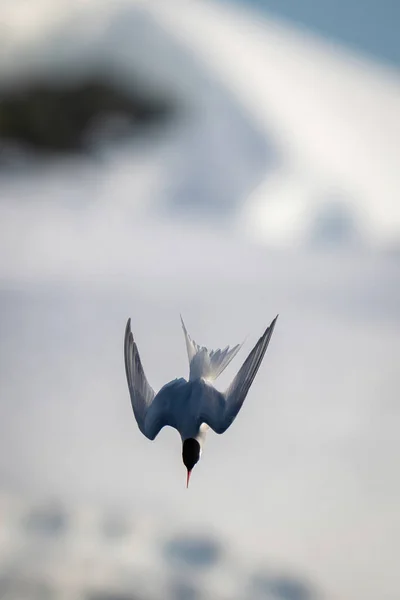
[{"x1": 182, "y1": 438, "x2": 201, "y2": 488}]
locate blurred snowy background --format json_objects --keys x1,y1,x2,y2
[{"x1": 0, "y1": 1, "x2": 399, "y2": 600}]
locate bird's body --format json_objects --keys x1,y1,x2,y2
[
  {"x1": 124, "y1": 314, "x2": 278, "y2": 485},
  {"x1": 145, "y1": 377, "x2": 210, "y2": 441}
]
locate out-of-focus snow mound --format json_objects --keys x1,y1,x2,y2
[{"x1": 0, "y1": 0, "x2": 272, "y2": 235}]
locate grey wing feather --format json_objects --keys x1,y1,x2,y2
[
  {"x1": 222, "y1": 314, "x2": 278, "y2": 430},
  {"x1": 124, "y1": 318, "x2": 156, "y2": 439},
  {"x1": 199, "y1": 315, "x2": 279, "y2": 434}
]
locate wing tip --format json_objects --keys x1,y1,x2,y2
[
  {"x1": 259, "y1": 313, "x2": 279, "y2": 343},
  {"x1": 267, "y1": 314, "x2": 278, "y2": 334},
  {"x1": 125, "y1": 317, "x2": 132, "y2": 335}
]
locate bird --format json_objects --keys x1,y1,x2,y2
[{"x1": 124, "y1": 314, "x2": 278, "y2": 487}]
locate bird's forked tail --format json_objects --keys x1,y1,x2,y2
[{"x1": 180, "y1": 315, "x2": 243, "y2": 382}]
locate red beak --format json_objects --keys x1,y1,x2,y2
[{"x1": 186, "y1": 470, "x2": 192, "y2": 488}]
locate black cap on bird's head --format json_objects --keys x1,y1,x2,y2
[{"x1": 182, "y1": 438, "x2": 201, "y2": 488}]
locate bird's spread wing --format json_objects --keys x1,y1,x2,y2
[
  {"x1": 142, "y1": 378, "x2": 188, "y2": 440},
  {"x1": 198, "y1": 315, "x2": 278, "y2": 434},
  {"x1": 124, "y1": 318, "x2": 156, "y2": 438}
]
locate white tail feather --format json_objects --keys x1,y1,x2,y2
[{"x1": 180, "y1": 315, "x2": 243, "y2": 382}]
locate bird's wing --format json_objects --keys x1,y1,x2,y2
[
  {"x1": 198, "y1": 315, "x2": 278, "y2": 434},
  {"x1": 124, "y1": 318, "x2": 156, "y2": 439},
  {"x1": 143, "y1": 378, "x2": 188, "y2": 440}
]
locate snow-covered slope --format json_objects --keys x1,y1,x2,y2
[{"x1": 154, "y1": 0, "x2": 400, "y2": 249}]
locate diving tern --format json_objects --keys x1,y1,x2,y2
[{"x1": 124, "y1": 314, "x2": 278, "y2": 487}]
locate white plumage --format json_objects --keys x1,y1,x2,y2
[{"x1": 124, "y1": 314, "x2": 278, "y2": 442}]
